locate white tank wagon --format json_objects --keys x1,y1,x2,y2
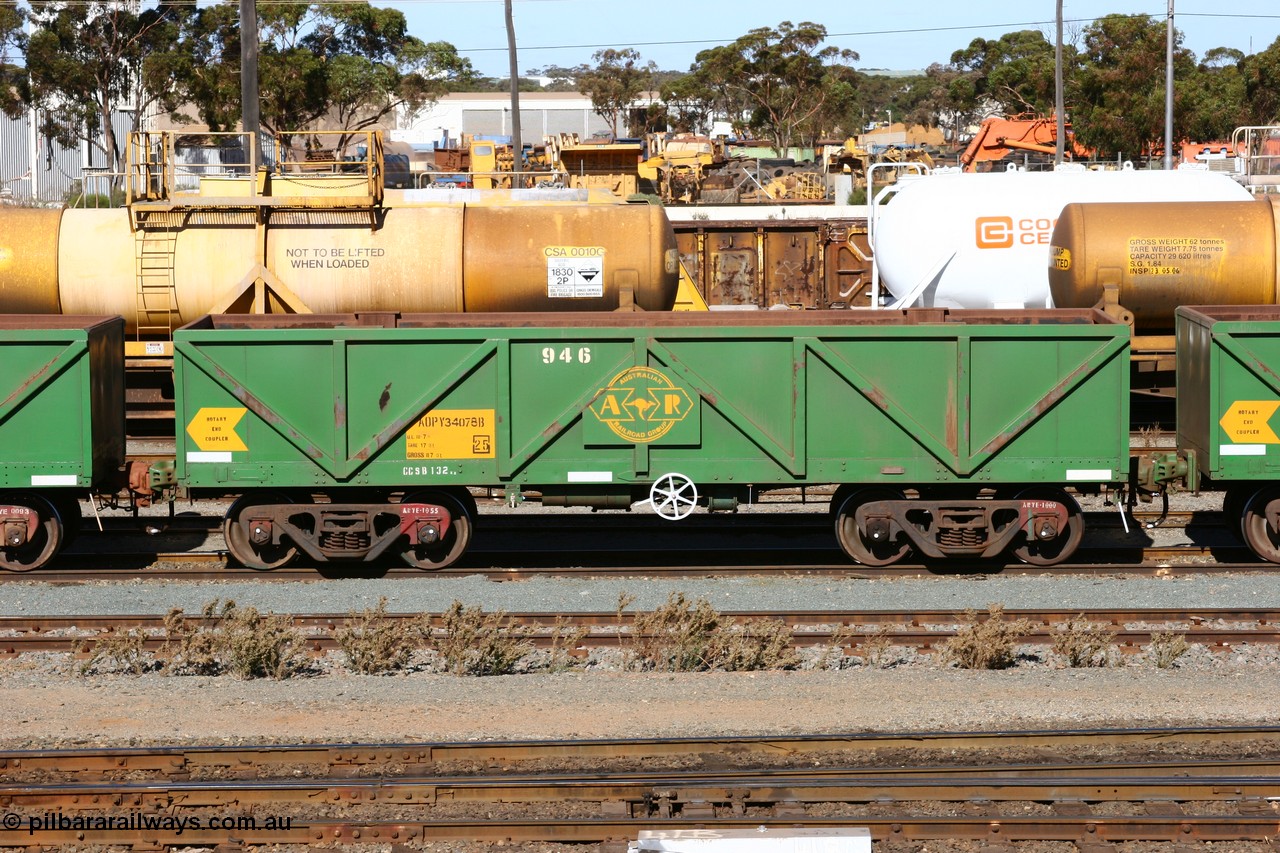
[{"x1": 871, "y1": 167, "x2": 1253, "y2": 310}]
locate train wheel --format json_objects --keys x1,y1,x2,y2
[
  {"x1": 1011, "y1": 488, "x2": 1083, "y2": 566},
  {"x1": 0, "y1": 494, "x2": 64, "y2": 572},
  {"x1": 1240, "y1": 487, "x2": 1280, "y2": 563},
  {"x1": 400, "y1": 491, "x2": 472, "y2": 571},
  {"x1": 833, "y1": 488, "x2": 910, "y2": 567},
  {"x1": 224, "y1": 492, "x2": 299, "y2": 570}
]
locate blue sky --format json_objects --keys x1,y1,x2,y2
[{"x1": 400, "y1": 1, "x2": 1280, "y2": 78}]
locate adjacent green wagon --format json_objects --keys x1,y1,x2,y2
[
  {"x1": 1177, "y1": 305, "x2": 1280, "y2": 561},
  {"x1": 174, "y1": 308, "x2": 1131, "y2": 569},
  {"x1": 0, "y1": 315, "x2": 124, "y2": 570}
]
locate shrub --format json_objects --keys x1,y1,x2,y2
[
  {"x1": 630, "y1": 593, "x2": 720, "y2": 672},
  {"x1": 623, "y1": 593, "x2": 801, "y2": 673},
  {"x1": 433, "y1": 601, "x2": 532, "y2": 676},
  {"x1": 162, "y1": 600, "x2": 225, "y2": 675},
  {"x1": 73, "y1": 628, "x2": 151, "y2": 676},
  {"x1": 544, "y1": 615, "x2": 589, "y2": 673},
  {"x1": 857, "y1": 624, "x2": 897, "y2": 669},
  {"x1": 219, "y1": 604, "x2": 310, "y2": 680},
  {"x1": 1051, "y1": 615, "x2": 1117, "y2": 668},
  {"x1": 336, "y1": 598, "x2": 423, "y2": 675},
  {"x1": 941, "y1": 605, "x2": 1033, "y2": 670},
  {"x1": 1146, "y1": 630, "x2": 1189, "y2": 669},
  {"x1": 707, "y1": 617, "x2": 799, "y2": 671}
]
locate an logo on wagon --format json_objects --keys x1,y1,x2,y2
[{"x1": 588, "y1": 366, "x2": 696, "y2": 444}]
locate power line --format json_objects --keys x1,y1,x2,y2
[{"x1": 13, "y1": 4, "x2": 1280, "y2": 61}]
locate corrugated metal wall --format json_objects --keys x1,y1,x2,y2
[
  {"x1": 460, "y1": 107, "x2": 610, "y2": 141},
  {"x1": 0, "y1": 108, "x2": 137, "y2": 204}
]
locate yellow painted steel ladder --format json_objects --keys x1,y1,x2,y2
[{"x1": 133, "y1": 214, "x2": 180, "y2": 338}]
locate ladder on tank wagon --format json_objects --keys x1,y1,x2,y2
[{"x1": 133, "y1": 213, "x2": 180, "y2": 338}]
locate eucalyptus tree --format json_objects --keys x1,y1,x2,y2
[
  {"x1": 22, "y1": 1, "x2": 185, "y2": 178},
  {"x1": 170, "y1": 3, "x2": 473, "y2": 153},
  {"x1": 0, "y1": 0, "x2": 23, "y2": 118},
  {"x1": 688, "y1": 21, "x2": 858, "y2": 152},
  {"x1": 571, "y1": 48, "x2": 657, "y2": 138}
]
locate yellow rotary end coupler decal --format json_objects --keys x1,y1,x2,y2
[
  {"x1": 186, "y1": 407, "x2": 248, "y2": 451},
  {"x1": 406, "y1": 409, "x2": 496, "y2": 459},
  {"x1": 589, "y1": 366, "x2": 695, "y2": 444},
  {"x1": 1220, "y1": 401, "x2": 1280, "y2": 444}
]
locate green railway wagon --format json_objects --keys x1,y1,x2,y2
[
  {"x1": 173, "y1": 309, "x2": 1131, "y2": 570},
  {"x1": 0, "y1": 315, "x2": 124, "y2": 570},
  {"x1": 1177, "y1": 305, "x2": 1280, "y2": 562}
]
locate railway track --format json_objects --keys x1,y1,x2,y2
[
  {"x1": 2, "y1": 508, "x2": 1265, "y2": 581},
  {"x1": 3, "y1": 727, "x2": 1280, "y2": 849},
  {"x1": 2, "y1": 608, "x2": 1276, "y2": 658}
]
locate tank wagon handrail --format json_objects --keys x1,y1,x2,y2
[
  {"x1": 1230, "y1": 125, "x2": 1280, "y2": 189},
  {"x1": 274, "y1": 130, "x2": 384, "y2": 206},
  {"x1": 866, "y1": 162, "x2": 929, "y2": 308},
  {"x1": 183, "y1": 308, "x2": 1118, "y2": 332},
  {"x1": 123, "y1": 130, "x2": 384, "y2": 210}
]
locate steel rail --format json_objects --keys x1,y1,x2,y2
[
  {"x1": 2, "y1": 608, "x2": 1278, "y2": 657},
  {"x1": 3, "y1": 552, "x2": 1271, "y2": 582},
  {"x1": 2, "y1": 726, "x2": 1279, "y2": 775},
  {"x1": 6, "y1": 768, "x2": 1280, "y2": 811},
  {"x1": 4, "y1": 814, "x2": 1280, "y2": 847}
]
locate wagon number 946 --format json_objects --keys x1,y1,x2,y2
[{"x1": 542, "y1": 346, "x2": 592, "y2": 364}]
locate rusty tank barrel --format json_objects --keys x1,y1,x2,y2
[
  {"x1": 0, "y1": 208, "x2": 63, "y2": 313},
  {"x1": 1048, "y1": 196, "x2": 1280, "y2": 329},
  {"x1": 0, "y1": 199, "x2": 680, "y2": 333}
]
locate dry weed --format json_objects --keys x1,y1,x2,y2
[
  {"x1": 707, "y1": 617, "x2": 799, "y2": 671},
  {"x1": 629, "y1": 592, "x2": 720, "y2": 671},
  {"x1": 73, "y1": 628, "x2": 152, "y2": 676},
  {"x1": 219, "y1": 604, "x2": 310, "y2": 680},
  {"x1": 335, "y1": 598, "x2": 424, "y2": 675},
  {"x1": 1146, "y1": 630, "x2": 1189, "y2": 668},
  {"x1": 858, "y1": 624, "x2": 898, "y2": 669},
  {"x1": 161, "y1": 600, "x2": 227, "y2": 675},
  {"x1": 814, "y1": 623, "x2": 857, "y2": 670},
  {"x1": 941, "y1": 604, "x2": 1033, "y2": 670},
  {"x1": 1051, "y1": 614, "x2": 1117, "y2": 668},
  {"x1": 623, "y1": 593, "x2": 801, "y2": 672},
  {"x1": 543, "y1": 615, "x2": 589, "y2": 673},
  {"x1": 433, "y1": 601, "x2": 532, "y2": 676}
]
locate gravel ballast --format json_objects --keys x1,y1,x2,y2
[{"x1": 2, "y1": 569, "x2": 1279, "y2": 749}]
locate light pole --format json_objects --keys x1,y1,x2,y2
[
  {"x1": 1164, "y1": 0, "x2": 1175, "y2": 170},
  {"x1": 505, "y1": 0, "x2": 522, "y2": 184},
  {"x1": 1055, "y1": 0, "x2": 1064, "y2": 165}
]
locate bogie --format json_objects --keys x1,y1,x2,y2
[{"x1": 0, "y1": 494, "x2": 65, "y2": 572}]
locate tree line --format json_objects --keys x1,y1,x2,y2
[
  {"x1": 3, "y1": 5, "x2": 1280, "y2": 177},
  {"x1": 0, "y1": 1, "x2": 474, "y2": 176},
  {"x1": 535, "y1": 16, "x2": 1280, "y2": 161}
]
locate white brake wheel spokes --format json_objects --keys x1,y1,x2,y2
[{"x1": 649, "y1": 473, "x2": 698, "y2": 521}]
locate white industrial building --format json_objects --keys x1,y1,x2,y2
[{"x1": 393, "y1": 91, "x2": 658, "y2": 148}]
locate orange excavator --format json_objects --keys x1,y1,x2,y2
[{"x1": 960, "y1": 115, "x2": 1088, "y2": 171}]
